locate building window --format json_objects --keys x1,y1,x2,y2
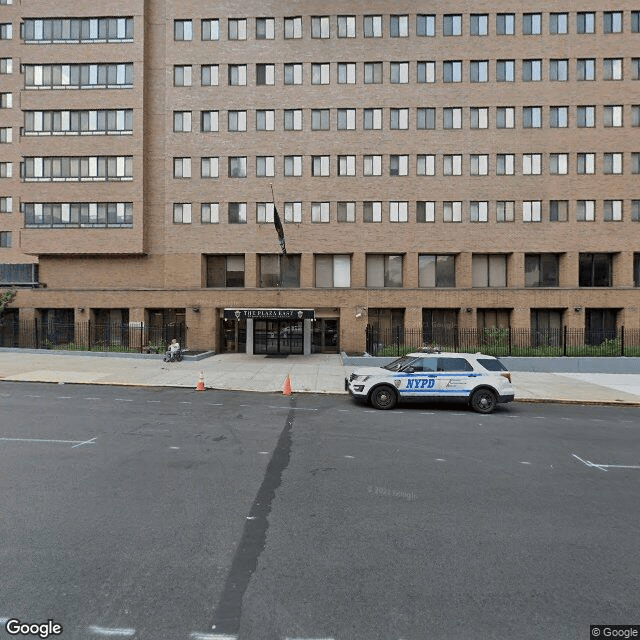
[
  {"x1": 390, "y1": 15, "x2": 409, "y2": 37},
  {"x1": 284, "y1": 156, "x2": 302, "y2": 177},
  {"x1": 633, "y1": 153, "x2": 640, "y2": 174},
  {"x1": 496, "y1": 201, "x2": 515, "y2": 222},
  {"x1": 228, "y1": 65, "x2": 247, "y2": 86},
  {"x1": 496, "y1": 60, "x2": 515, "y2": 82},
  {"x1": 0, "y1": 231, "x2": 11, "y2": 247},
  {"x1": 364, "y1": 108, "x2": 383, "y2": 130},
  {"x1": 201, "y1": 65, "x2": 219, "y2": 86},
  {"x1": 633, "y1": 201, "x2": 640, "y2": 221},
  {"x1": 256, "y1": 64, "x2": 275, "y2": 85},
  {"x1": 443, "y1": 107, "x2": 462, "y2": 129},
  {"x1": 311, "y1": 156, "x2": 330, "y2": 177},
  {"x1": 496, "y1": 154, "x2": 515, "y2": 175},
  {"x1": 496, "y1": 107, "x2": 515, "y2": 129},
  {"x1": 523, "y1": 201, "x2": 542, "y2": 222},
  {"x1": 577, "y1": 200, "x2": 596, "y2": 221},
  {"x1": 443, "y1": 61, "x2": 462, "y2": 82},
  {"x1": 496, "y1": 13, "x2": 515, "y2": 35},
  {"x1": 255, "y1": 17, "x2": 275, "y2": 40},
  {"x1": 364, "y1": 15, "x2": 383, "y2": 38},
  {"x1": 337, "y1": 155, "x2": 356, "y2": 176},
  {"x1": 550, "y1": 13, "x2": 569, "y2": 34},
  {"x1": 579, "y1": 254, "x2": 613, "y2": 286},
  {"x1": 522, "y1": 153, "x2": 542, "y2": 175},
  {"x1": 201, "y1": 19, "x2": 219, "y2": 41},
  {"x1": 284, "y1": 202, "x2": 302, "y2": 223},
  {"x1": 419, "y1": 255, "x2": 455, "y2": 287},
  {"x1": 284, "y1": 109, "x2": 302, "y2": 131},
  {"x1": 390, "y1": 108, "x2": 409, "y2": 130},
  {"x1": 470, "y1": 155, "x2": 489, "y2": 176},
  {"x1": 604, "y1": 58, "x2": 623, "y2": 80},
  {"x1": 577, "y1": 59, "x2": 596, "y2": 81},
  {"x1": 0, "y1": 196, "x2": 12, "y2": 213},
  {"x1": 523, "y1": 106, "x2": 542, "y2": 128},
  {"x1": 523, "y1": 59, "x2": 542, "y2": 81},
  {"x1": 259, "y1": 254, "x2": 300, "y2": 288},
  {"x1": 206, "y1": 255, "x2": 244, "y2": 287},
  {"x1": 366, "y1": 255, "x2": 403, "y2": 287},
  {"x1": 311, "y1": 16, "x2": 330, "y2": 39},
  {"x1": 577, "y1": 153, "x2": 596, "y2": 175},
  {"x1": 173, "y1": 203, "x2": 191, "y2": 223},
  {"x1": 577, "y1": 12, "x2": 596, "y2": 34},
  {"x1": 228, "y1": 19, "x2": 246, "y2": 40},
  {"x1": 470, "y1": 60, "x2": 489, "y2": 82},
  {"x1": 443, "y1": 155, "x2": 462, "y2": 176},
  {"x1": 417, "y1": 61, "x2": 436, "y2": 84},
  {"x1": 0, "y1": 93, "x2": 12, "y2": 109},
  {"x1": 523, "y1": 13, "x2": 542, "y2": 35},
  {"x1": 550, "y1": 200, "x2": 569, "y2": 222},
  {"x1": 417, "y1": 108, "x2": 435, "y2": 130},
  {"x1": 470, "y1": 14, "x2": 488, "y2": 36},
  {"x1": 633, "y1": 106, "x2": 640, "y2": 127},
  {"x1": 22, "y1": 156, "x2": 132, "y2": 181},
  {"x1": 363, "y1": 156, "x2": 382, "y2": 176},
  {"x1": 603, "y1": 11, "x2": 623, "y2": 33},
  {"x1": 173, "y1": 157, "x2": 191, "y2": 178},
  {"x1": 417, "y1": 15, "x2": 435, "y2": 37},
  {"x1": 256, "y1": 202, "x2": 274, "y2": 223},
  {"x1": 284, "y1": 63, "x2": 303, "y2": 85},
  {"x1": 337, "y1": 109, "x2": 356, "y2": 130},
  {"x1": 23, "y1": 63, "x2": 133, "y2": 89},
  {"x1": 0, "y1": 162, "x2": 13, "y2": 177},
  {"x1": 443, "y1": 201, "x2": 462, "y2": 221},
  {"x1": 337, "y1": 202, "x2": 355, "y2": 223},
  {"x1": 311, "y1": 63, "x2": 330, "y2": 85},
  {"x1": 603, "y1": 153, "x2": 623, "y2": 174},
  {"x1": 443, "y1": 14, "x2": 462, "y2": 36},
  {"x1": 228, "y1": 157, "x2": 246, "y2": 178},
  {"x1": 22, "y1": 17, "x2": 133, "y2": 42},
  {"x1": 256, "y1": 110, "x2": 275, "y2": 131},
  {"x1": 550, "y1": 154, "x2": 569, "y2": 175},
  {"x1": 417, "y1": 155, "x2": 435, "y2": 176},
  {"x1": 417, "y1": 201, "x2": 436, "y2": 222},
  {"x1": 364, "y1": 62, "x2": 383, "y2": 84},
  {"x1": 470, "y1": 201, "x2": 489, "y2": 221},
  {"x1": 256, "y1": 156, "x2": 274, "y2": 177},
  {"x1": 201, "y1": 203, "x2": 219, "y2": 224},
  {"x1": 388, "y1": 62, "x2": 408, "y2": 84},
  {"x1": 0, "y1": 23, "x2": 11, "y2": 39},
  {"x1": 337, "y1": 62, "x2": 356, "y2": 84},
  {"x1": 550, "y1": 106, "x2": 569, "y2": 128},
  {"x1": 228, "y1": 202, "x2": 246, "y2": 224},
  {"x1": 315, "y1": 255, "x2": 351, "y2": 287},
  {"x1": 389, "y1": 201, "x2": 408, "y2": 222},
  {"x1": 0, "y1": 58, "x2": 12, "y2": 74},
  {"x1": 174, "y1": 20, "x2": 192, "y2": 41},
  {"x1": 577, "y1": 106, "x2": 596, "y2": 128},
  {"x1": 389, "y1": 155, "x2": 408, "y2": 176},
  {"x1": 284, "y1": 17, "x2": 302, "y2": 39},
  {"x1": 633, "y1": 12, "x2": 640, "y2": 33},
  {"x1": 473, "y1": 255, "x2": 507, "y2": 287},
  {"x1": 550, "y1": 59, "x2": 569, "y2": 81},
  {"x1": 604, "y1": 200, "x2": 623, "y2": 221},
  {"x1": 633, "y1": 59, "x2": 640, "y2": 80},
  {"x1": 363, "y1": 201, "x2": 382, "y2": 222},
  {"x1": 201, "y1": 111, "x2": 219, "y2": 132},
  {"x1": 525, "y1": 254, "x2": 559, "y2": 287},
  {"x1": 634, "y1": 254, "x2": 640, "y2": 286},
  {"x1": 228, "y1": 110, "x2": 246, "y2": 132},
  {"x1": 174, "y1": 65, "x2": 192, "y2": 87},
  {"x1": 338, "y1": 16, "x2": 356, "y2": 38}
]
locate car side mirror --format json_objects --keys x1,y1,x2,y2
[{"x1": 404, "y1": 366, "x2": 415, "y2": 373}]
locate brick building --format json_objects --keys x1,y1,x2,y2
[{"x1": 1, "y1": 1, "x2": 639, "y2": 354}]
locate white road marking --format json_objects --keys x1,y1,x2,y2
[
  {"x1": 0, "y1": 437, "x2": 91, "y2": 446},
  {"x1": 114, "y1": 398, "x2": 133, "y2": 402},
  {"x1": 208, "y1": 403, "x2": 223, "y2": 406},
  {"x1": 180, "y1": 401, "x2": 192, "y2": 404},
  {"x1": 572, "y1": 454, "x2": 607, "y2": 472},
  {"x1": 146, "y1": 400, "x2": 161, "y2": 403},
  {"x1": 337, "y1": 409, "x2": 350, "y2": 412},
  {"x1": 520, "y1": 461, "x2": 532, "y2": 465},
  {"x1": 435, "y1": 458, "x2": 446, "y2": 462},
  {"x1": 88, "y1": 626, "x2": 135, "y2": 637},
  {"x1": 420, "y1": 412, "x2": 435, "y2": 415},
  {"x1": 57, "y1": 396, "x2": 72, "y2": 399},
  {"x1": 71, "y1": 437, "x2": 97, "y2": 449},
  {"x1": 170, "y1": 446, "x2": 180, "y2": 450},
  {"x1": 258, "y1": 451, "x2": 270, "y2": 455},
  {"x1": 560, "y1": 417, "x2": 573, "y2": 421},
  {"x1": 85, "y1": 397, "x2": 101, "y2": 400},
  {"x1": 533, "y1": 416, "x2": 546, "y2": 419},
  {"x1": 24, "y1": 394, "x2": 42, "y2": 398},
  {"x1": 591, "y1": 419, "x2": 606, "y2": 422},
  {"x1": 191, "y1": 633, "x2": 238, "y2": 640},
  {"x1": 344, "y1": 455, "x2": 355, "y2": 459},
  {"x1": 268, "y1": 406, "x2": 318, "y2": 411}
]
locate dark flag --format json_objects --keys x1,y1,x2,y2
[{"x1": 273, "y1": 204, "x2": 287, "y2": 254}]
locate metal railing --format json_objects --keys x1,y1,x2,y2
[
  {"x1": 365, "y1": 326, "x2": 640, "y2": 358},
  {"x1": 0, "y1": 320, "x2": 185, "y2": 353}
]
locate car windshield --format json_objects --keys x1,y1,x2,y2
[
  {"x1": 477, "y1": 358, "x2": 508, "y2": 372},
  {"x1": 383, "y1": 356, "x2": 418, "y2": 371}
]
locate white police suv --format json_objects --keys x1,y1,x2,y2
[{"x1": 345, "y1": 350, "x2": 515, "y2": 413}]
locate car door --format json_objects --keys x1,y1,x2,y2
[
  {"x1": 396, "y1": 356, "x2": 439, "y2": 398},
  {"x1": 436, "y1": 357, "x2": 476, "y2": 398}
]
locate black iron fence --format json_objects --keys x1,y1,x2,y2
[
  {"x1": 366, "y1": 326, "x2": 640, "y2": 358},
  {"x1": 0, "y1": 319, "x2": 185, "y2": 353}
]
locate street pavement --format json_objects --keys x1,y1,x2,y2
[{"x1": 1, "y1": 350, "x2": 640, "y2": 405}]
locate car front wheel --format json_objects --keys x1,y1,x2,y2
[
  {"x1": 370, "y1": 385, "x2": 397, "y2": 410},
  {"x1": 470, "y1": 388, "x2": 497, "y2": 414}
]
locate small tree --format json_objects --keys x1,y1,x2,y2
[{"x1": 0, "y1": 288, "x2": 16, "y2": 320}]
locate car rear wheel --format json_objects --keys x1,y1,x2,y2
[
  {"x1": 470, "y1": 388, "x2": 497, "y2": 414},
  {"x1": 370, "y1": 385, "x2": 397, "y2": 410}
]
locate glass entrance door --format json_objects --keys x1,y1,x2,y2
[
  {"x1": 312, "y1": 318, "x2": 339, "y2": 353},
  {"x1": 254, "y1": 320, "x2": 303, "y2": 354}
]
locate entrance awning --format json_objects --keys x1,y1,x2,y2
[{"x1": 224, "y1": 308, "x2": 315, "y2": 320}]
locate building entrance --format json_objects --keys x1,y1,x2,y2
[{"x1": 254, "y1": 319, "x2": 303, "y2": 355}]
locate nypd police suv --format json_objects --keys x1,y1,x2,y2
[{"x1": 345, "y1": 349, "x2": 515, "y2": 413}]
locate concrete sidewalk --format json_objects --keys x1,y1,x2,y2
[{"x1": 1, "y1": 350, "x2": 640, "y2": 405}]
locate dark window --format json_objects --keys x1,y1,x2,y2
[
  {"x1": 585, "y1": 309, "x2": 617, "y2": 345},
  {"x1": 259, "y1": 254, "x2": 300, "y2": 288},
  {"x1": 579, "y1": 254, "x2": 613, "y2": 287},
  {"x1": 477, "y1": 358, "x2": 508, "y2": 372},
  {"x1": 437, "y1": 358, "x2": 474, "y2": 372},
  {"x1": 206, "y1": 255, "x2": 244, "y2": 288},
  {"x1": 525, "y1": 254, "x2": 560, "y2": 287}
]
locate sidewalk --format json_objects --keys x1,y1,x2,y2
[{"x1": 1, "y1": 350, "x2": 640, "y2": 405}]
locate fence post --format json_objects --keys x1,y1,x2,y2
[
  {"x1": 563, "y1": 326, "x2": 567, "y2": 357},
  {"x1": 508, "y1": 328, "x2": 512, "y2": 356},
  {"x1": 621, "y1": 326, "x2": 625, "y2": 357}
]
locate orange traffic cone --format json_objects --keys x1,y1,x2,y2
[
  {"x1": 283, "y1": 374, "x2": 292, "y2": 396},
  {"x1": 196, "y1": 370, "x2": 205, "y2": 391}
]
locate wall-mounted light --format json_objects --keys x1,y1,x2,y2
[
  {"x1": 355, "y1": 305, "x2": 366, "y2": 318},
  {"x1": 192, "y1": 307, "x2": 200, "y2": 313},
  {"x1": 574, "y1": 307, "x2": 582, "y2": 312},
  {"x1": 78, "y1": 307, "x2": 85, "y2": 312},
  {"x1": 465, "y1": 307, "x2": 473, "y2": 313}
]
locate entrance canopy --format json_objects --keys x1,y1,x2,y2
[{"x1": 224, "y1": 308, "x2": 315, "y2": 320}]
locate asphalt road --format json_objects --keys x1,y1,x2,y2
[{"x1": 0, "y1": 382, "x2": 638, "y2": 640}]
